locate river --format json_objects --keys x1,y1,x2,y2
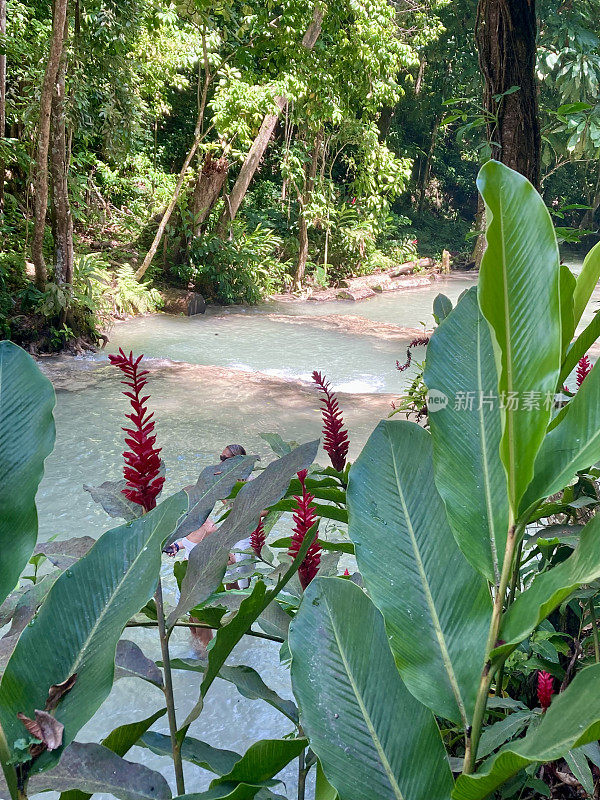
[{"x1": 25, "y1": 257, "x2": 595, "y2": 798}]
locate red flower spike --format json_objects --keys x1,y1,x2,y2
[
  {"x1": 537, "y1": 670, "x2": 554, "y2": 711},
  {"x1": 396, "y1": 337, "x2": 430, "y2": 373},
  {"x1": 250, "y1": 518, "x2": 266, "y2": 557},
  {"x1": 108, "y1": 348, "x2": 165, "y2": 513},
  {"x1": 577, "y1": 355, "x2": 592, "y2": 388},
  {"x1": 288, "y1": 469, "x2": 321, "y2": 590},
  {"x1": 343, "y1": 568, "x2": 350, "y2": 576},
  {"x1": 311, "y1": 371, "x2": 349, "y2": 472}
]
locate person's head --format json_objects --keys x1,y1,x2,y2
[{"x1": 220, "y1": 443, "x2": 246, "y2": 461}]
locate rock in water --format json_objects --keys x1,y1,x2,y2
[{"x1": 187, "y1": 293, "x2": 206, "y2": 316}]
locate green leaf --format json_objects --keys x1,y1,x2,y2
[
  {"x1": 493, "y1": 514, "x2": 600, "y2": 660},
  {"x1": 572, "y1": 240, "x2": 600, "y2": 327},
  {"x1": 433, "y1": 293, "x2": 453, "y2": 323},
  {"x1": 269, "y1": 498, "x2": 347, "y2": 524},
  {"x1": 83, "y1": 479, "x2": 142, "y2": 522},
  {"x1": 59, "y1": 708, "x2": 167, "y2": 800},
  {"x1": 565, "y1": 748, "x2": 594, "y2": 796},
  {"x1": 424, "y1": 287, "x2": 508, "y2": 584},
  {"x1": 209, "y1": 738, "x2": 306, "y2": 789},
  {"x1": 477, "y1": 161, "x2": 561, "y2": 512},
  {"x1": 169, "y1": 660, "x2": 298, "y2": 723},
  {"x1": 0, "y1": 342, "x2": 55, "y2": 606},
  {"x1": 289, "y1": 577, "x2": 454, "y2": 800},
  {"x1": 27, "y1": 742, "x2": 171, "y2": 800},
  {"x1": 315, "y1": 761, "x2": 338, "y2": 800},
  {"x1": 477, "y1": 711, "x2": 534, "y2": 759},
  {"x1": 269, "y1": 537, "x2": 354, "y2": 555},
  {"x1": 0, "y1": 492, "x2": 187, "y2": 775},
  {"x1": 168, "y1": 441, "x2": 319, "y2": 627},
  {"x1": 347, "y1": 420, "x2": 491, "y2": 725},
  {"x1": 452, "y1": 664, "x2": 600, "y2": 800},
  {"x1": 167, "y1": 456, "x2": 259, "y2": 545},
  {"x1": 172, "y1": 785, "x2": 263, "y2": 800},
  {"x1": 141, "y1": 731, "x2": 240, "y2": 775},
  {"x1": 33, "y1": 537, "x2": 96, "y2": 570},
  {"x1": 521, "y1": 361, "x2": 600, "y2": 512},
  {"x1": 259, "y1": 433, "x2": 295, "y2": 457},
  {"x1": 560, "y1": 264, "x2": 576, "y2": 358},
  {"x1": 181, "y1": 526, "x2": 317, "y2": 728},
  {"x1": 114, "y1": 639, "x2": 164, "y2": 687}
]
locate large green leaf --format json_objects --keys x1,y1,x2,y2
[
  {"x1": 0, "y1": 492, "x2": 187, "y2": 776},
  {"x1": 59, "y1": 708, "x2": 168, "y2": 800},
  {"x1": 492, "y1": 514, "x2": 600, "y2": 660},
  {"x1": 25, "y1": 742, "x2": 171, "y2": 800},
  {"x1": 166, "y1": 455, "x2": 259, "y2": 545},
  {"x1": 347, "y1": 420, "x2": 490, "y2": 725},
  {"x1": 424, "y1": 287, "x2": 508, "y2": 584},
  {"x1": 168, "y1": 440, "x2": 318, "y2": 627},
  {"x1": 573, "y1": 240, "x2": 600, "y2": 327},
  {"x1": 181, "y1": 526, "x2": 316, "y2": 728},
  {"x1": 559, "y1": 264, "x2": 576, "y2": 359},
  {"x1": 141, "y1": 731, "x2": 241, "y2": 775},
  {"x1": 0, "y1": 341, "x2": 55, "y2": 606},
  {"x1": 477, "y1": 161, "x2": 562, "y2": 513},
  {"x1": 289, "y1": 577, "x2": 454, "y2": 800},
  {"x1": 452, "y1": 664, "x2": 600, "y2": 800},
  {"x1": 520, "y1": 360, "x2": 600, "y2": 513},
  {"x1": 209, "y1": 738, "x2": 306, "y2": 790}
]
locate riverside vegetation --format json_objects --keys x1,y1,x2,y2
[{"x1": 4, "y1": 162, "x2": 600, "y2": 799}]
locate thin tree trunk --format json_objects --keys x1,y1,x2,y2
[
  {"x1": 417, "y1": 117, "x2": 439, "y2": 214},
  {"x1": 294, "y1": 133, "x2": 320, "y2": 290},
  {"x1": 0, "y1": 0, "x2": 6, "y2": 215},
  {"x1": 219, "y1": 6, "x2": 324, "y2": 230},
  {"x1": 475, "y1": 0, "x2": 540, "y2": 187},
  {"x1": 49, "y1": 15, "x2": 74, "y2": 291},
  {"x1": 32, "y1": 0, "x2": 69, "y2": 289}
]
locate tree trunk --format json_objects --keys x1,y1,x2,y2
[
  {"x1": 475, "y1": 0, "x2": 541, "y2": 188},
  {"x1": 294, "y1": 133, "x2": 320, "y2": 290},
  {"x1": 190, "y1": 153, "x2": 228, "y2": 236},
  {"x1": 31, "y1": 0, "x2": 69, "y2": 289},
  {"x1": 0, "y1": 0, "x2": 6, "y2": 215},
  {"x1": 417, "y1": 117, "x2": 439, "y2": 214},
  {"x1": 49, "y1": 15, "x2": 74, "y2": 290},
  {"x1": 219, "y1": 6, "x2": 324, "y2": 231}
]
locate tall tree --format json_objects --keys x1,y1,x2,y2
[
  {"x1": 0, "y1": 0, "x2": 6, "y2": 215},
  {"x1": 475, "y1": 0, "x2": 541, "y2": 187},
  {"x1": 31, "y1": 0, "x2": 69, "y2": 288}
]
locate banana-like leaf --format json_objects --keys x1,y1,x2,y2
[
  {"x1": 521, "y1": 361, "x2": 600, "y2": 513},
  {"x1": 0, "y1": 341, "x2": 55, "y2": 606},
  {"x1": 26, "y1": 742, "x2": 171, "y2": 800},
  {"x1": 181, "y1": 527, "x2": 316, "y2": 728},
  {"x1": 0, "y1": 492, "x2": 187, "y2": 776},
  {"x1": 83, "y1": 479, "x2": 142, "y2": 521},
  {"x1": 114, "y1": 639, "x2": 164, "y2": 687},
  {"x1": 559, "y1": 264, "x2": 576, "y2": 359},
  {"x1": 141, "y1": 731, "x2": 240, "y2": 775},
  {"x1": 477, "y1": 161, "x2": 561, "y2": 512},
  {"x1": 452, "y1": 664, "x2": 600, "y2": 800},
  {"x1": 33, "y1": 537, "x2": 96, "y2": 569},
  {"x1": 166, "y1": 455, "x2": 259, "y2": 545},
  {"x1": 209, "y1": 738, "x2": 306, "y2": 789},
  {"x1": 168, "y1": 440, "x2": 319, "y2": 627},
  {"x1": 59, "y1": 708, "x2": 167, "y2": 800},
  {"x1": 492, "y1": 514, "x2": 600, "y2": 660},
  {"x1": 424, "y1": 287, "x2": 508, "y2": 584},
  {"x1": 347, "y1": 420, "x2": 491, "y2": 725},
  {"x1": 559, "y1": 311, "x2": 600, "y2": 386},
  {"x1": 433, "y1": 293, "x2": 453, "y2": 323},
  {"x1": 565, "y1": 748, "x2": 594, "y2": 796},
  {"x1": 169, "y1": 659, "x2": 298, "y2": 723},
  {"x1": 573, "y1": 240, "x2": 600, "y2": 327},
  {"x1": 289, "y1": 577, "x2": 454, "y2": 800}
]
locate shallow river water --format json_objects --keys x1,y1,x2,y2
[{"x1": 25, "y1": 258, "x2": 594, "y2": 798}]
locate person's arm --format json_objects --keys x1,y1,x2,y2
[{"x1": 164, "y1": 518, "x2": 217, "y2": 556}]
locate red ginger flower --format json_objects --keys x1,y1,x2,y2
[
  {"x1": 288, "y1": 469, "x2": 321, "y2": 590},
  {"x1": 577, "y1": 355, "x2": 592, "y2": 388},
  {"x1": 108, "y1": 349, "x2": 165, "y2": 512},
  {"x1": 250, "y1": 518, "x2": 266, "y2": 557},
  {"x1": 312, "y1": 371, "x2": 349, "y2": 472},
  {"x1": 537, "y1": 670, "x2": 554, "y2": 711}
]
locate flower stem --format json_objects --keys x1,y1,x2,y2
[
  {"x1": 463, "y1": 520, "x2": 523, "y2": 774},
  {"x1": 155, "y1": 580, "x2": 185, "y2": 795}
]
